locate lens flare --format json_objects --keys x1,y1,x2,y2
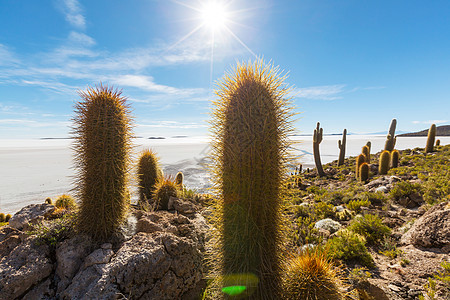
[{"x1": 201, "y1": 1, "x2": 227, "y2": 29}]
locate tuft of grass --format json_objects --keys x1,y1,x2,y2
[
  {"x1": 347, "y1": 214, "x2": 391, "y2": 246},
  {"x1": 347, "y1": 198, "x2": 370, "y2": 213},
  {"x1": 29, "y1": 213, "x2": 76, "y2": 248}
]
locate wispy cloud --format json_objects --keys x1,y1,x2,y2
[
  {"x1": 61, "y1": 0, "x2": 86, "y2": 29},
  {"x1": 294, "y1": 84, "x2": 385, "y2": 100},
  {"x1": 137, "y1": 120, "x2": 207, "y2": 129},
  {"x1": 0, "y1": 44, "x2": 20, "y2": 66},
  {"x1": 412, "y1": 120, "x2": 448, "y2": 125}
]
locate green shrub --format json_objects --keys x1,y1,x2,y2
[
  {"x1": 325, "y1": 229, "x2": 374, "y2": 268},
  {"x1": 347, "y1": 214, "x2": 391, "y2": 245},
  {"x1": 30, "y1": 213, "x2": 76, "y2": 247},
  {"x1": 55, "y1": 194, "x2": 77, "y2": 210},
  {"x1": 314, "y1": 201, "x2": 335, "y2": 219},
  {"x1": 347, "y1": 199, "x2": 370, "y2": 213},
  {"x1": 390, "y1": 181, "x2": 422, "y2": 201}
]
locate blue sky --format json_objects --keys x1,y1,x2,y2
[{"x1": 1, "y1": 0, "x2": 449, "y2": 139}]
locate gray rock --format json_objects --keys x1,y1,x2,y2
[
  {"x1": 314, "y1": 218, "x2": 342, "y2": 233},
  {"x1": 0, "y1": 238, "x2": 53, "y2": 299},
  {"x1": 82, "y1": 248, "x2": 114, "y2": 269},
  {"x1": 23, "y1": 278, "x2": 55, "y2": 299},
  {"x1": 334, "y1": 205, "x2": 344, "y2": 212},
  {"x1": 9, "y1": 203, "x2": 55, "y2": 230},
  {"x1": 400, "y1": 201, "x2": 450, "y2": 247},
  {"x1": 375, "y1": 186, "x2": 388, "y2": 193}
]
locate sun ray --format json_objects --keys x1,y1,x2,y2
[
  {"x1": 223, "y1": 25, "x2": 257, "y2": 58},
  {"x1": 166, "y1": 23, "x2": 205, "y2": 51}
]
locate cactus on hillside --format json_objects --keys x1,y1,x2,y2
[
  {"x1": 384, "y1": 119, "x2": 397, "y2": 151},
  {"x1": 209, "y1": 60, "x2": 294, "y2": 299},
  {"x1": 359, "y1": 163, "x2": 369, "y2": 182},
  {"x1": 356, "y1": 154, "x2": 366, "y2": 179},
  {"x1": 425, "y1": 124, "x2": 436, "y2": 153},
  {"x1": 435, "y1": 139, "x2": 441, "y2": 146},
  {"x1": 391, "y1": 150, "x2": 400, "y2": 168},
  {"x1": 337, "y1": 129, "x2": 347, "y2": 166},
  {"x1": 72, "y1": 84, "x2": 133, "y2": 240},
  {"x1": 152, "y1": 176, "x2": 178, "y2": 210},
  {"x1": 0, "y1": 213, "x2": 5, "y2": 223},
  {"x1": 175, "y1": 171, "x2": 184, "y2": 187},
  {"x1": 362, "y1": 145, "x2": 370, "y2": 163},
  {"x1": 137, "y1": 149, "x2": 163, "y2": 204},
  {"x1": 313, "y1": 122, "x2": 325, "y2": 177},
  {"x1": 282, "y1": 250, "x2": 345, "y2": 300},
  {"x1": 5, "y1": 214, "x2": 11, "y2": 222},
  {"x1": 379, "y1": 150, "x2": 390, "y2": 175}
]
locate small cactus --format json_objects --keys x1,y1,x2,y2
[
  {"x1": 0, "y1": 213, "x2": 5, "y2": 223},
  {"x1": 282, "y1": 250, "x2": 345, "y2": 300},
  {"x1": 175, "y1": 171, "x2": 184, "y2": 187},
  {"x1": 55, "y1": 194, "x2": 77, "y2": 210},
  {"x1": 313, "y1": 122, "x2": 325, "y2": 177},
  {"x1": 384, "y1": 119, "x2": 397, "y2": 151},
  {"x1": 152, "y1": 177, "x2": 179, "y2": 210},
  {"x1": 45, "y1": 197, "x2": 53, "y2": 205},
  {"x1": 391, "y1": 150, "x2": 400, "y2": 168},
  {"x1": 425, "y1": 124, "x2": 436, "y2": 153},
  {"x1": 379, "y1": 150, "x2": 390, "y2": 175},
  {"x1": 435, "y1": 139, "x2": 440, "y2": 146},
  {"x1": 5, "y1": 214, "x2": 11, "y2": 222},
  {"x1": 337, "y1": 129, "x2": 347, "y2": 166},
  {"x1": 356, "y1": 154, "x2": 367, "y2": 179},
  {"x1": 362, "y1": 145, "x2": 370, "y2": 163},
  {"x1": 366, "y1": 141, "x2": 371, "y2": 151},
  {"x1": 137, "y1": 149, "x2": 163, "y2": 203},
  {"x1": 359, "y1": 163, "x2": 369, "y2": 182}
]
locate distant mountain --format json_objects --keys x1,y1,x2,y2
[{"x1": 398, "y1": 125, "x2": 450, "y2": 137}]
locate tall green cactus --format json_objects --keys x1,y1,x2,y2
[
  {"x1": 359, "y1": 163, "x2": 369, "y2": 182},
  {"x1": 379, "y1": 150, "x2": 390, "y2": 175},
  {"x1": 209, "y1": 60, "x2": 294, "y2": 299},
  {"x1": 337, "y1": 129, "x2": 347, "y2": 166},
  {"x1": 73, "y1": 84, "x2": 133, "y2": 240},
  {"x1": 356, "y1": 154, "x2": 366, "y2": 179},
  {"x1": 362, "y1": 145, "x2": 370, "y2": 163},
  {"x1": 384, "y1": 119, "x2": 397, "y2": 151},
  {"x1": 391, "y1": 150, "x2": 400, "y2": 168},
  {"x1": 425, "y1": 124, "x2": 436, "y2": 153},
  {"x1": 137, "y1": 149, "x2": 163, "y2": 204},
  {"x1": 313, "y1": 122, "x2": 325, "y2": 177}
]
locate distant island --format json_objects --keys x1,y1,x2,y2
[{"x1": 398, "y1": 125, "x2": 450, "y2": 136}]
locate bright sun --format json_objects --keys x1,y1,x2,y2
[{"x1": 201, "y1": 1, "x2": 227, "y2": 30}]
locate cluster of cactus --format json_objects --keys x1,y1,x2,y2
[
  {"x1": 337, "y1": 129, "x2": 347, "y2": 166},
  {"x1": 425, "y1": 124, "x2": 436, "y2": 153},
  {"x1": 152, "y1": 176, "x2": 179, "y2": 210},
  {"x1": 72, "y1": 84, "x2": 133, "y2": 240},
  {"x1": 137, "y1": 149, "x2": 164, "y2": 205},
  {"x1": 313, "y1": 122, "x2": 325, "y2": 177},
  {"x1": 208, "y1": 60, "x2": 293, "y2": 299},
  {"x1": 384, "y1": 119, "x2": 397, "y2": 151},
  {"x1": 0, "y1": 213, "x2": 12, "y2": 222},
  {"x1": 282, "y1": 250, "x2": 345, "y2": 300}
]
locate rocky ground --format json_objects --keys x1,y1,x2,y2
[{"x1": 0, "y1": 145, "x2": 449, "y2": 299}]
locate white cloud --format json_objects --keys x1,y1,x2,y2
[
  {"x1": 0, "y1": 44, "x2": 20, "y2": 66},
  {"x1": 61, "y1": 0, "x2": 86, "y2": 29},
  {"x1": 137, "y1": 121, "x2": 207, "y2": 129},
  {"x1": 412, "y1": 120, "x2": 448, "y2": 125},
  {"x1": 294, "y1": 84, "x2": 346, "y2": 100}
]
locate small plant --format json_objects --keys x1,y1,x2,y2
[
  {"x1": 175, "y1": 171, "x2": 184, "y2": 187},
  {"x1": 313, "y1": 122, "x2": 325, "y2": 177},
  {"x1": 400, "y1": 258, "x2": 410, "y2": 267},
  {"x1": 152, "y1": 176, "x2": 179, "y2": 210},
  {"x1": 5, "y1": 214, "x2": 11, "y2": 222},
  {"x1": 349, "y1": 267, "x2": 372, "y2": 285},
  {"x1": 379, "y1": 150, "x2": 390, "y2": 175},
  {"x1": 55, "y1": 194, "x2": 77, "y2": 210},
  {"x1": 282, "y1": 250, "x2": 345, "y2": 300},
  {"x1": 391, "y1": 149, "x2": 400, "y2": 168},
  {"x1": 30, "y1": 213, "x2": 76, "y2": 248},
  {"x1": 0, "y1": 213, "x2": 5, "y2": 223},
  {"x1": 425, "y1": 123, "x2": 436, "y2": 153},
  {"x1": 45, "y1": 197, "x2": 53, "y2": 205},
  {"x1": 435, "y1": 139, "x2": 440, "y2": 146},
  {"x1": 347, "y1": 198, "x2": 370, "y2": 213},
  {"x1": 137, "y1": 149, "x2": 163, "y2": 204},
  {"x1": 347, "y1": 214, "x2": 391, "y2": 246},
  {"x1": 419, "y1": 277, "x2": 438, "y2": 300},
  {"x1": 325, "y1": 229, "x2": 374, "y2": 268},
  {"x1": 390, "y1": 181, "x2": 422, "y2": 201}
]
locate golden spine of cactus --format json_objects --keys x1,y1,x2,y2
[
  {"x1": 209, "y1": 60, "x2": 294, "y2": 299},
  {"x1": 72, "y1": 84, "x2": 133, "y2": 240}
]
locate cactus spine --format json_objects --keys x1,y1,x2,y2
[
  {"x1": 337, "y1": 129, "x2": 347, "y2": 166},
  {"x1": 72, "y1": 84, "x2": 133, "y2": 240},
  {"x1": 210, "y1": 60, "x2": 293, "y2": 299},
  {"x1": 391, "y1": 150, "x2": 400, "y2": 168},
  {"x1": 384, "y1": 119, "x2": 397, "y2": 151},
  {"x1": 379, "y1": 150, "x2": 390, "y2": 175},
  {"x1": 359, "y1": 163, "x2": 369, "y2": 182},
  {"x1": 356, "y1": 154, "x2": 366, "y2": 179},
  {"x1": 362, "y1": 145, "x2": 370, "y2": 163},
  {"x1": 137, "y1": 149, "x2": 163, "y2": 204},
  {"x1": 313, "y1": 122, "x2": 325, "y2": 177},
  {"x1": 425, "y1": 124, "x2": 436, "y2": 153}
]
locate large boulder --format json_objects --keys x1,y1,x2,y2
[
  {"x1": 0, "y1": 238, "x2": 53, "y2": 299},
  {"x1": 400, "y1": 201, "x2": 450, "y2": 248},
  {"x1": 9, "y1": 203, "x2": 55, "y2": 230}
]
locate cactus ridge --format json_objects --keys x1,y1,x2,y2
[
  {"x1": 209, "y1": 60, "x2": 294, "y2": 299},
  {"x1": 72, "y1": 84, "x2": 133, "y2": 240},
  {"x1": 337, "y1": 129, "x2": 347, "y2": 166}
]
